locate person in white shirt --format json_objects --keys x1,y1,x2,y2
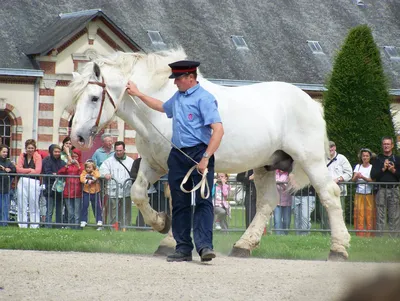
[
  {"x1": 100, "y1": 141, "x2": 134, "y2": 228},
  {"x1": 352, "y1": 148, "x2": 374, "y2": 237},
  {"x1": 322, "y1": 141, "x2": 352, "y2": 230}
]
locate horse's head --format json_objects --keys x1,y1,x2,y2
[
  {"x1": 70, "y1": 60, "x2": 125, "y2": 148},
  {"x1": 70, "y1": 49, "x2": 187, "y2": 148}
]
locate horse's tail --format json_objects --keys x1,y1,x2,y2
[{"x1": 288, "y1": 98, "x2": 329, "y2": 193}]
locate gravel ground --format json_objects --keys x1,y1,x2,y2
[{"x1": 0, "y1": 250, "x2": 399, "y2": 301}]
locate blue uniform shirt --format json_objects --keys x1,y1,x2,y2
[{"x1": 162, "y1": 83, "x2": 221, "y2": 148}]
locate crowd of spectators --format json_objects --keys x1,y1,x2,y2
[
  {"x1": 0, "y1": 135, "x2": 399, "y2": 237},
  {"x1": 210, "y1": 138, "x2": 399, "y2": 237}
]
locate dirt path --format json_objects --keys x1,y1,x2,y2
[{"x1": 0, "y1": 250, "x2": 398, "y2": 301}]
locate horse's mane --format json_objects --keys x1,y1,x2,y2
[{"x1": 70, "y1": 48, "x2": 188, "y2": 101}]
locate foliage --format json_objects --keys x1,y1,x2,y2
[{"x1": 323, "y1": 24, "x2": 395, "y2": 166}]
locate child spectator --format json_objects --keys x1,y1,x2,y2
[
  {"x1": 58, "y1": 148, "x2": 83, "y2": 229},
  {"x1": 0, "y1": 145, "x2": 16, "y2": 226},
  {"x1": 80, "y1": 159, "x2": 102, "y2": 230},
  {"x1": 213, "y1": 173, "x2": 231, "y2": 231}
]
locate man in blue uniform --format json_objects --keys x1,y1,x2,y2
[{"x1": 126, "y1": 60, "x2": 224, "y2": 262}]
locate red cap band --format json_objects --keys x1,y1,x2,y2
[{"x1": 171, "y1": 67, "x2": 197, "y2": 73}]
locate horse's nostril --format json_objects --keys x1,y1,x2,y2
[{"x1": 78, "y1": 136, "x2": 85, "y2": 145}]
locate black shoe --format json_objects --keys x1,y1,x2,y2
[
  {"x1": 200, "y1": 248, "x2": 216, "y2": 262},
  {"x1": 166, "y1": 251, "x2": 192, "y2": 262}
]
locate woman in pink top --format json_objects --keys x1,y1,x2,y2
[
  {"x1": 273, "y1": 169, "x2": 292, "y2": 235},
  {"x1": 16, "y1": 139, "x2": 43, "y2": 228},
  {"x1": 213, "y1": 173, "x2": 231, "y2": 231}
]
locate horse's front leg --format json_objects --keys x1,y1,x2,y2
[
  {"x1": 154, "y1": 188, "x2": 176, "y2": 256},
  {"x1": 131, "y1": 161, "x2": 171, "y2": 234},
  {"x1": 230, "y1": 168, "x2": 278, "y2": 257}
]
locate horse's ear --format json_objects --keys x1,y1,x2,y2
[{"x1": 93, "y1": 63, "x2": 101, "y2": 79}]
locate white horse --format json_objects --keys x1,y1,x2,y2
[{"x1": 70, "y1": 49, "x2": 351, "y2": 260}]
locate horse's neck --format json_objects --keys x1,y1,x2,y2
[{"x1": 116, "y1": 96, "x2": 148, "y2": 139}]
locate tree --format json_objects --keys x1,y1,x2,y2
[{"x1": 323, "y1": 24, "x2": 395, "y2": 166}]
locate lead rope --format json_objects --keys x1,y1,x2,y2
[{"x1": 116, "y1": 89, "x2": 210, "y2": 199}]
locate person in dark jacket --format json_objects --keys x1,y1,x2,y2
[
  {"x1": 370, "y1": 137, "x2": 400, "y2": 237},
  {"x1": 42, "y1": 144, "x2": 66, "y2": 228},
  {"x1": 236, "y1": 170, "x2": 256, "y2": 228},
  {"x1": 0, "y1": 144, "x2": 16, "y2": 226}
]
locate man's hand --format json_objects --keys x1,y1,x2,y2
[
  {"x1": 388, "y1": 162, "x2": 396, "y2": 173},
  {"x1": 249, "y1": 174, "x2": 254, "y2": 181},
  {"x1": 105, "y1": 174, "x2": 112, "y2": 180},
  {"x1": 126, "y1": 81, "x2": 165, "y2": 112},
  {"x1": 197, "y1": 158, "x2": 209, "y2": 174},
  {"x1": 126, "y1": 81, "x2": 142, "y2": 97},
  {"x1": 383, "y1": 159, "x2": 390, "y2": 171}
]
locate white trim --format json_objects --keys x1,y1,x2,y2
[
  {"x1": 0, "y1": 68, "x2": 44, "y2": 77},
  {"x1": 125, "y1": 145, "x2": 137, "y2": 153},
  {"x1": 38, "y1": 111, "x2": 53, "y2": 119},
  {"x1": 124, "y1": 129, "x2": 136, "y2": 138},
  {"x1": 37, "y1": 126, "x2": 53, "y2": 135},
  {"x1": 39, "y1": 96, "x2": 54, "y2": 104}
]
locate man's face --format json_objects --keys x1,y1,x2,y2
[
  {"x1": 103, "y1": 137, "x2": 113, "y2": 149},
  {"x1": 53, "y1": 148, "x2": 61, "y2": 159},
  {"x1": 174, "y1": 74, "x2": 193, "y2": 92},
  {"x1": 115, "y1": 145, "x2": 125, "y2": 159},
  {"x1": 329, "y1": 145, "x2": 336, "y2": 157},
  {"x1": 0, "y1": 147, "x2": 8, "y2": 159},
  {"x1": 382, "y1": 139, "x2": 393, "y2": 154}
]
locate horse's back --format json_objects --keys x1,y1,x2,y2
[{"x1": 198, "y1": 80, "x2": 326, "y2": 172}]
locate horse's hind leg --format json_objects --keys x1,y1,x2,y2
[
  {"x1": 303, "y1": 161, "x2": 351, "y2": 260},
  {"x1": 230, "y1": 167, "x2": 278, "y2": 257}
]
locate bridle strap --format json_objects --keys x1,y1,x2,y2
[{"x1": 87, "y1": 78, "x2": 117, "y2": 132}]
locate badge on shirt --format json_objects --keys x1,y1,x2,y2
[{"x1": 188, "y1": 113, "x2": 193, "y2": 121}]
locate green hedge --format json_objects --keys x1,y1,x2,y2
[{"x1": 324, "y1": 25, "x2": 395, "y2": 166}]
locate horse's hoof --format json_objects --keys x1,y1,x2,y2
[
  {"x1": 158, "y1": 212, "x2": 171, "y2": 234},
  {"x1": 328, "y1": 250, "x2": 348, "y2": 262},
  {"x1": 229, "y1": 246, "x2": 251, "y2": 258},
  {"x1": 153, "y1": 245, "x2": 175, "y2": 257}
]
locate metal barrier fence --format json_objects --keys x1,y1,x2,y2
[{"x1": 0, "y1": 174, "x2": 399, "y2": 237}]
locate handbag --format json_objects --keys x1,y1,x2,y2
[{"x1": 52, "y1": 178, "x2": 65, "y2": 193}]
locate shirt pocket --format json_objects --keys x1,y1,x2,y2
[{"x1": 182, "y1": 103, "x2": 202, "y2": 128}]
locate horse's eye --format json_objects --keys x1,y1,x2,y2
[{"x1": 92, "y1": 96, "x2": 99, "y2": 103}]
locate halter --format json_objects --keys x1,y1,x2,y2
[{"x1": 87, "y1": 77, "x2": 117, "y2": 136}]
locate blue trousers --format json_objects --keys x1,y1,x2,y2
[
  {"x1": 0, "y1": 193, "x2": 10, "y2": 226},
  {"x1": 274, "y1": 205, "x2": 292, "y2": 235},
  {"x1": 81, "y1": 192, "x2": 102, "y2": 223},
  {"x1": 45, "y1": 191, "x2": 63, "y2": 228},
  {"x1": 167, "y1": 144, "x2": 215, "y2": 255}
]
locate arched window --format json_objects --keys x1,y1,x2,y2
[{"x1": 0, "y1": 110, "x2": 11, "y2": 147}]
